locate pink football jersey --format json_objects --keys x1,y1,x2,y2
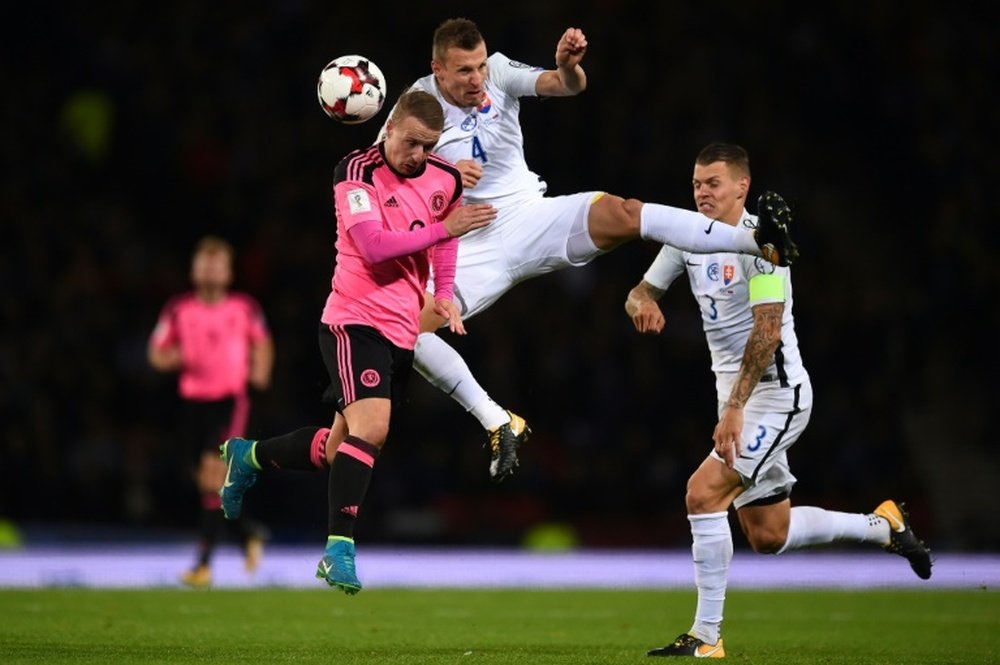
[
  {"x1": 322, "y1": 143, "x2": 462, "y2": 349},
  {"x1": 150, "y1": 292, "x2": 270, "y2": 400}
]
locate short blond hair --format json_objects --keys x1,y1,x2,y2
[{"x1": 390, "y1": 89, "x2": 445, "y2": 131}]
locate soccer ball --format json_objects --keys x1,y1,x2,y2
[{"x1": 317, "y1": 55, "x2": 387, "y2": 124}]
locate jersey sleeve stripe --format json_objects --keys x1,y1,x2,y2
[{"x1": 337, "y1": 146, "x2": 382, "y2": 185}]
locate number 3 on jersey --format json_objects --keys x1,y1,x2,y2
[{"x1": 471, "y1": 135, "x2": 488, "y2": 164}]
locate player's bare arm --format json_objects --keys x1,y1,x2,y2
[
  {"x1": 535, "y1": 27, "x2": 588, "y2": 97},
  {"x1": 442, "y1": 203, "x2": 497, "y2": 236},
  {"x1": 625, "y1": 280, "x2": 667, "y2": 334},
  {"x1": 713, "y1": 301, "x2": 784, "y2": 467},
  {"x1": 249, "y1": 335, "x2": 275, "y2": 390}
]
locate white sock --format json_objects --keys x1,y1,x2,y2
[
  {"x1": 778, "y1": 506, "x2": 890, "y2": 553},
  {"x1": 413, "y1": 333, "x2": 510, "y2": 430},
  {"x1": 689, "y1": 512, "x2": 731, "y2": 645},
  {"x1": 469, "y1": 397, "x2": 510, "y2": 431},
  {"x1": 640, "y1": 203, "x2": 759, "y2": 255}
]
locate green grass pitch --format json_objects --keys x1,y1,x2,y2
[{"x1": 1, "y1": 588, "x2": 997, "y2": 663}]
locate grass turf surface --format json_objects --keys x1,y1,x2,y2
[{"x1": 1, "y1": 588, "x2": 997, "y2": 664}]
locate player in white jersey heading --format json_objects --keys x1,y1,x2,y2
[
  {"x1": 625, "y1": 143, "x2": 931, "y2": 658},
  {"x1": 382, "y1": 18, "x2": 799, "y2": 481}
]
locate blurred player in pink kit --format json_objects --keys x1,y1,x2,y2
[
  {"x1": 148, "y1": 235, "x2": 274, "y2": 587},
  {"x1": 218, "y1": 90, "x2": 496, "y2": 594}
]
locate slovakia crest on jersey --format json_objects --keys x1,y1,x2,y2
[
  {"x1": 723, "y1": 264, "x2": 735, "y2": 285},
  {"x1": 478, "y1": 93, "x2": 492, "y2": 114}
]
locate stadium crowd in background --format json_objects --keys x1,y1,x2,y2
[{"x1": 1, "y1": 3, "x2": 994, "y2": 551}]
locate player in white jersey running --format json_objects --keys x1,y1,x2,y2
[
  {"x1": 625, "y1": 143, "x2": 931, "y2": 658},
  {"x1": 381, "y1": 18, "x2": 798, "y2": 481}
]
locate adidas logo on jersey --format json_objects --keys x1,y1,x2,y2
[{"x1": 385, "y1": 196, "x2": 399, "y2": 207}]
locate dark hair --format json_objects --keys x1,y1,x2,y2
[
  {"x1": 390, "y1": 89, "x2": 445, "y2": 131},
  {"x1": 696, "y1": 143, "x2": 750, "y2": 178},
  {"x1": 432, "y1": 18, "x2": 484, "y2": 62}
]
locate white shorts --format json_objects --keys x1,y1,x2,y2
[
  {"x1": 709, "y1": 378, "x2": 813, "y2": 509},
  {"x1": 432, "y1": 192, "x2": 605, "y2": 320}
]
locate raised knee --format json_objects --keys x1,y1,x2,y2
[
  {"x1": 347, "y1": 428, "x2": 388, "y2": 449},
  {"x1": 746, "y1": 529, "x2": 786, "y2": 554},
  {"x1": 367, "y1": 428, "x2": 389, "y2": 447},
  {"x1": 685, "y1": 484, "x2": 716, "y2": 515},
  {"x1": 588, "y1": 195, "x2": 643, "y2": 248},
  {"x1": 622, "y1": 197, "x2": 643, "y2": 220},
  {"x1": 617, "y1": 197, "x2": 643, "y2": 234}
]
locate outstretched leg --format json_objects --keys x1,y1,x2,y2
[
  {"x1": 587, "y1": 193, "x2": 797, "y2": 266},
  {"x1": 745, "y1": 503, "x2": 888, "y2": 553},
  {"x1": 218, "y1": 427, "x2": 332, "y2": 520},
  {"x1": 587, "y1": 195, "x2": 758, "y2": 254},
  {"x1": 415, "y1": 301, "x2": 531, "y2": 481},
  {"x1": 414, "y1": 332, "x2": 508, "y2": 430},
  {"x1": 749, "y1": 500, "x2": 932, "y2": 579}
]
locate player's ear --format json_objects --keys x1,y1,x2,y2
[{"x1": 738, "y1": 175, "x2": 750, "y2": 198}]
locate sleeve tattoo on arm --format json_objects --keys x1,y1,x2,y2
[{"x1": 726, "y1": 302, "x2": 784, "y2": 409}]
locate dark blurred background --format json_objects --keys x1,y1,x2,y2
[{"x1": 2, "y1": 2, "x2": 996, "y2": 551}]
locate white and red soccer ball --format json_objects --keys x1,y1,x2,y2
[{"x1": 317, "y1": 55, "x2": 387, "y2": 124}]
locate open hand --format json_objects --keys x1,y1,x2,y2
[{"x1": 443, "y1": 203, "x2": 496, "y2": 237}]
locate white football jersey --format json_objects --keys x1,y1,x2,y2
[
  {"x1": 643, "y1": 212, "x2": 808, "y2": 396},
  {"x1": 379, "y1": 52, "x2": 548, "y2": 207}
]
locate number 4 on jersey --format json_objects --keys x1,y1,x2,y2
[{"x1": 471, "y1": 135, "x2": 488, "y2": 163}]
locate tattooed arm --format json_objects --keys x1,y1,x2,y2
[
  {"x1": 625, "y1": 280, "x2": 668, "y2": 334},
  {"x1": 713, "y1": 301, "x2": 784, "y2": 468}
]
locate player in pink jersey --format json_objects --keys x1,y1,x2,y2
[
  {"x1": 149, "y1": 235, "x2": 274, "y2": 587},
  {"x1": 218, "y1": 90, "x2": 496, "y2": 594}
]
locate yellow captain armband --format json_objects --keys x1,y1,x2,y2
[{"x1": 749, "y1": 273, "x2": 785, "y2": 303}]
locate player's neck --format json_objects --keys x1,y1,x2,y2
[
  {"x1": 196, "y1": 287, "x2": 227, "y2": 304},
  {"x1": 720, "y1": 206, "x2": 749, "y2": 227}
]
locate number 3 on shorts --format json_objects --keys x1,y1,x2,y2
[{"x1": 748, "y1": 425, "x2": 766, "y2": 452}]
